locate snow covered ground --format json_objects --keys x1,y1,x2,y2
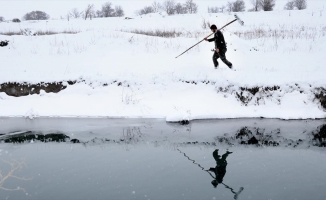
[{"x1": 0, "y1": 9, "x2": 325, "y2": 120}]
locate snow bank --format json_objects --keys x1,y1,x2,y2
[{"x1": 0, "y1": 9, "x2": 325, "y2": 120}]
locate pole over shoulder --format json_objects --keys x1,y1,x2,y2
[{"x1": 175, "y1": 15, "x2": 244, "y2": 59}]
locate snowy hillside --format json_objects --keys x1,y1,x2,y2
[{"x1": 0, "y1": 9, "x2": 325, "y2": 120}]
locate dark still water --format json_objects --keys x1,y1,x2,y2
[{"x1": 0, "y1": 118, "x2": 325, "y2": 200}]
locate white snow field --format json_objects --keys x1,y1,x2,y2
[{"x1": 0, "y1": 9, "x2": 325, "y2": 121}]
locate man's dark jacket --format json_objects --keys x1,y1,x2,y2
[{"x1": 208, "y1": 30, "x2": 226, "y2": 50}]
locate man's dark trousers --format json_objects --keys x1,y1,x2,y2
[{"x1": 213, "y1": 49, "x2": 232, "y2": 68}]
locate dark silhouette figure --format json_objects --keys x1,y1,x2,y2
[
  {"x1": 177, "y1": 148, "x2": 243, "y2": 200},
  {"x1": 208, "y1": 149, "x2": 232, "y2": 187},
  {"x1": 206, "y1": 149, "x2": 243, "y2": 200}
]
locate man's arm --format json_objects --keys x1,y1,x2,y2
[
  {"x1": 207, "y1": 38, "x2": 214, "y2": 42},
  {"x1": 204, "y1": 34, "x2": 215, "y2": 42}
]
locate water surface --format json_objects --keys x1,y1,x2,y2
[{"x1": 0, "y1": 118, "x2": 325, "y2": 200}]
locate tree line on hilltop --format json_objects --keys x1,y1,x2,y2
[
  {"x1": 0, "y1": 0, "x2": 308, "y2": 22},
  {"x1": 208, "y1": 0, "x2": 307, "y2": 13}
]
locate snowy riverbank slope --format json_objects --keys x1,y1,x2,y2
[{"x1": 0, "y1": 9, "x2": 325, "y2": 120}]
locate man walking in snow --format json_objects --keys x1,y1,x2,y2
[{"x1": 204, "y1": 25, "x2": 233, "y2": 70}]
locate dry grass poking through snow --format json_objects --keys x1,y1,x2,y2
[
  {"x1": 233, "y1": 24, "x2": 326, "y2": 40},
  {"x1": 0, "y1": 29, "x2": 79, "y2": 36},
  {"x1": 120, "y1": 29, "x2": 205, "y2": 39}
]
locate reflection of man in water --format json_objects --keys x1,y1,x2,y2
[
  {"x1": 178, "y1": 148, "x2": 243, "y2": 200},
  {"x1": 208, "y1": 149, "x2": 233, "y2": 188}
]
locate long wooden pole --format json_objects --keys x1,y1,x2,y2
[{"x1": 175, "y1": 18, "x2": 238, "y2": 59}]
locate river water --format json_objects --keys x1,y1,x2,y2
[{"x1": 0, "y1": 118, "x2": 325, "y2": 200}]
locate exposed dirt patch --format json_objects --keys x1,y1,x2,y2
[
  {"x1": 0, "y1": 80, "x2": 135, "y2": 97},
  {"x1": 0, "y1": 82, "x2": 67, "y2": 97},
  {"x1": 234, "y1": 86, "x2": 281, "y2": 106}
]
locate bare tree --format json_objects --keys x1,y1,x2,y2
[
  {"x1": 208, "y1": 6, "x2": 219, "y2": 13},
  {"x1": 23, "y1": 11, "x2": 50, "y2": 20},
  {"x1": 284, "y1": 0, "x2": 295, "y2": 10},
  {"x1": 162, "y1": 0, "x2": 176, "y2": 15},
  {"x1": 184, "y1": 0, "x2": 198, "y2": 14},
  {"x1": 114, "y1": 5, "x2": 124, "y2": 17},
  {"x1": 84, "y1": 4, "x2": 95, "y2": 20},
  {"x1": 138, "y1": 6, "x2": 155, "y2": 15},
  {"x1": 152, "y1": 1, "x2": 162, "y2": 12},
  {"x1": 232, "y1": 0, "x2": 246, "y2": 12},
  {"x1": 294, "y1": 0, "x2": 307, "y2": 10},
  {"x1": 95, "y1": 10, "x2": 103, "y2": 18},
  {"x1": 0, "y1": 16, "x2": 4, "y2": 22},
  {"x1": 101, "y1": 2, "x2": 114, "y2": 17},
  {"x1": 175, "y1": 3, "x2": 186, "y2": 14},
  {"x1": 66, "y1": 13, "x2": 70, "y2": 21},
  {"x1": 259, "y1": 0, "x2": 276, "y2": 11},
  {"x1": 70, "y1": 8, "x2": 82, "y2": 18},
  {"x1": 226, "y1": 2, "x2": 233, "y2": 12},
  {"x1": 251, "y1": 0, "x2": 261, "y2": 11},
  {"x1": 220, "y1": 5, "x2": 226, "y2": 12}
]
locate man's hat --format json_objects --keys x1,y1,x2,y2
[{"x1": 210, "y1": 24, "x2": 217, "y2": 29}]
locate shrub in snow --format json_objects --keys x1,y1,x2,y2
[
  {"x1": 284, "y1": 0, "x2": 307, "y2": 10},
  {"x1": 23, "y1": 11, "x2": 50, "y2": 20},
  {"x1": 294, "y1": 0, "x2": 307, "y2": 10},
  {"x1": 260, "y1": 0, "x2": 276, "y2": 11},
  {"x1": 232, "y1": 0, "x2": 246, "y2": 12},
  {"x1": 0, "y1": 16, "x2": 4, "y2": 22},
  {"x1": 12, "y1": 18, "x2": 21, "y2": 23},
  {"x1": 137, "y1": 6, "x2": 155, "y2": 15},
  {"x1": 284, "y1": 0, "x2": 296, "y2": 10}
]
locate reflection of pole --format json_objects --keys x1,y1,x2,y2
[
  {"x1": 177, "y1": 148, "x2": 244, "y2": 200},
  {"x1": 177, "y1": 148, "x2": 217, "y2": 178},
  {"x1": 177, "y1": 149, "x2": 206, "y2": 170},
  {"x1": 222, "y1": 183, "x2": 244, "y2": 200}
]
